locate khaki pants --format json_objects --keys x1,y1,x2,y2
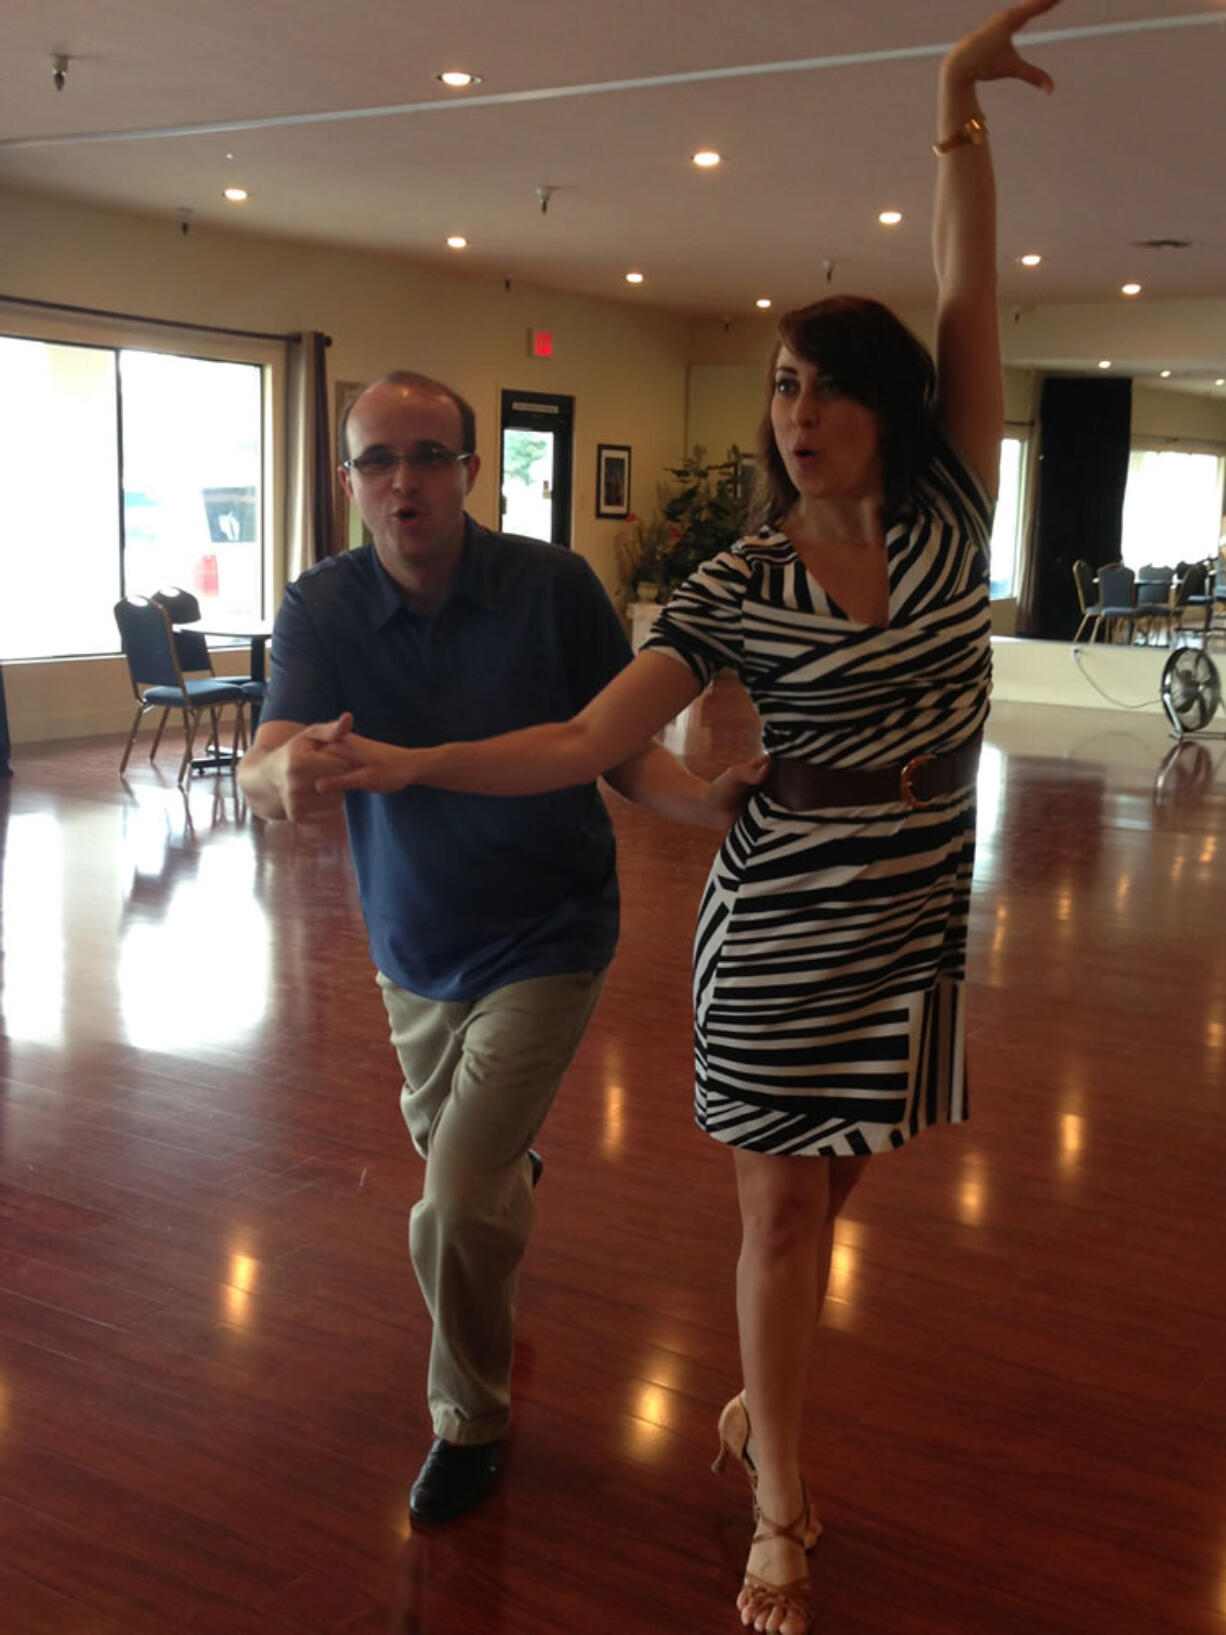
[{"x1": 378, "y1": 967, "x2": 607, "y2": 1445}]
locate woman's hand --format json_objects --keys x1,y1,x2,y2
[
  {"x1": 702, "y1": 754, "x2": 772, "y2": 830},
  {"x1": 944, "y1": 0, "x2": 1058, "y2": 93},
  {"x1": 308, "y1": 726, "x2": 423, "y2": 796}
]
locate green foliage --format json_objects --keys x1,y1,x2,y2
[
  {"x1": 614, "y1": 445, "x2": 752, "y2": 600},
  {"x1": 657, "y1": 445, "x2": 751, "y2": 589},
  {"x1": 503, "y1": 430, "x2": 550, "y2": 486}
]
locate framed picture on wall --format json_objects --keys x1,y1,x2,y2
[{"x1": 595, "y1": 444, "x2": 632, "y2": 519}]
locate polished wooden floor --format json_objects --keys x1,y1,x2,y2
[{"x1": 2, "y1": 683, "x2": 1225, "y2": 1634}]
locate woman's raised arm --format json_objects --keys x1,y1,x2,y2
[{"x1": 932, "y1": 0, "x2": 1058, "y2": 496}]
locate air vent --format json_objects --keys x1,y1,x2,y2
[{"x1": 1130, "y1": 238, "x2": 1193, "y2": 250}]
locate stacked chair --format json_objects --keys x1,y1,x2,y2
[
  {"x1": 1073, "y1": 560, "x2": 1135, "y2": 644},
  {"x1": 150, "y1": 586, "x2": 267, "y2": 730},
  {"x1": 1072, "y1": 560, "x2": 1103, "y2": 642},
  {"x1": 113, "y1": 596, "x2": 248, "y2": 784},
  {"x1": 1132, "y1": 565, "x2": 1175, "y2": 645}
]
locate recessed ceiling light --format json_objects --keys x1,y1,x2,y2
[
  {"x1": 1160, "y1": 369, "x2": 1172, "y2": 378},
  {"x1": 625, "y1": 271, "x2": 644, "y2": 284},
  {"x1": 222, "y1": 187, "x2": 248, "y2": 202},
  {"x1": 1020, "y1": 253, "x2": 1043, "y2": 267},
  {"x1": 755, "y1": 298, "x2": 772, "y2": 309},
  {"x1": 692, "y1": 150, "x2": 722, "y2": 168},
  {"x1": 1217, "y1": 379, "x2": 1226, "y2": 388},
  {"x1": 437, "y1": 71, "x2": 482, "y2": 88},
  {"x1": 878, "y1": 210, "x2": 903, "y2": 226},
  {"x1": 1098, "y1": 360, "x2": 1112, "y2": 370},
  {"x1": 446, "y1": 235, "x2": 468, "y2": 250},
  {"x1": 1121, "y1": 282, "x2": 1142, "y2": 297}
]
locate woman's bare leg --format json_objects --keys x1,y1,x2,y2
[
  {"x1": 732, "y1": 1150, "x2": 870, "y2": 1633},
  {"x1": 815, "y1": 1155, "x2": 870, "y2": 1312}
]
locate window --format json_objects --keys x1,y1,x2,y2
[
  {"x1": 0, "y1": 334, "x2": 265, "y2": 661},
  {"x1": 1120, "y1": 446, "x2": 1226, "y2": 571},
  {"x1": 987, "y1": 435, "x2": 1027, "y2": 599},
  {"x1": 0, "y1": 338, "x2": 121, "y2": 660},
  {"x1": 120, "y1": 351, "x2": 263, "y2": 621}
]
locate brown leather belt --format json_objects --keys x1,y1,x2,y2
[{"x1": 765, "y1": 736, "x2": 982, "y2": 812}]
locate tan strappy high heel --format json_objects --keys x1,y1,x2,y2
[
  {"x1": 712, "y1": 1392, "x2": 822, "y2": 1552},
  {"x1": 738, "y1": 1496, "x2": 816, "y2": 1635},
  {"x1": 712, "y1": 1391, "x2": 754, "y2": 1480}
]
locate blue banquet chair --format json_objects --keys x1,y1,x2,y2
[
  {"x1": 113, "y1": 596, "x2": 248, "y2": 784},
  {"x1": 150, "y1": 585, "x2": 267, "y2": 734}
]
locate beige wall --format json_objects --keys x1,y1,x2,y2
[
  {"x1": 687, "y1": 298, "x2": 1226, "y2": 375},
  {"x1": 685, "y1": 363, "x2": 765, "y2": 462},
  {"x1": 1132, "y1": 384, "x2": 1226, "y2": 445},
  {"x1": 0, "y1": 184, "x2": 692, "y2": 742},
  {"x1": 4, "y1": 181, "x2": 1224, "y2": 746}
]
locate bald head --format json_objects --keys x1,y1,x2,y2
[{"x1": 340, "y1": 372, "x2": 477, "y2": 461}]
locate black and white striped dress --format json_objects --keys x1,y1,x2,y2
[{"x1": 642, "y1": 443, "x2": 994, "y2": 1157}]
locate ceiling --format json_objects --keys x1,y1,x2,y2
[{"x1": 2, "y1": 1, "x2": 1223, "y2": 344}]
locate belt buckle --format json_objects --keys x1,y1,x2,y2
[{"x1": 899, "y1": 753, "x2": 936, "y2": 810}]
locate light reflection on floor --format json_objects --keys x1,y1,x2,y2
[
  {"x1": 4, "y1": 692, "x2": 1226, "y2": 1630},
  {"x1": 1, "y1": 778, "x2": 272, "y2": 1053},
  {"x1": 1, "y1": 811, "x2": 66, "y2": 1047}
]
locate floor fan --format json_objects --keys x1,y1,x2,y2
[{"x1": 1160, "y1": 648, "x2": 1225, "y2": 738}]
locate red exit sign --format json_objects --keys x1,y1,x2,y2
[{"x1": 529, "y1": 329, "x2": 553, "y2": 358}]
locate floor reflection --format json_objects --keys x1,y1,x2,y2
[
  {"x1": 4, "y1": 700, "x2": 1226, "y2": 1632},
  {"x1": 389, "y1": 1496, "x2": 507, "y2": 1634},
  {"x1": 118, "y1": 840, "x2": 271, "y2": 1050},
  {"x1": 0, "y1": 810, "x2": 65, "y2": 1046}
]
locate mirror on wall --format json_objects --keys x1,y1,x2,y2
[{"x1": 685, "y1": 362, "x2": 1226, "y2": 641}]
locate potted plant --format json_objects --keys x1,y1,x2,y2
[
  {"x1": 658, "y1": 445, "x2": 752, "y2": 593},
  {"x1": 615, "y1": 512, "x2": 675, "y2": 603}
]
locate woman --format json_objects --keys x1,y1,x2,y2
[{"x1": 309, "y1": 7, "x2": 1058, "y2": 1627}]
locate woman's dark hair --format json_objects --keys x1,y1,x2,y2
[{"x1": 750, "y1": 295, "x2": 938, "y2": 531}]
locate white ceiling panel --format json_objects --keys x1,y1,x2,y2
[{"x1": 1, "y1": 1, "x2": 1222, "y2": 323}]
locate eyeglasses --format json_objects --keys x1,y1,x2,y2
[{"x1": 341, "y1": 445, "x2": 474, "y2": 478}]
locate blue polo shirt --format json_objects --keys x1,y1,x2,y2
[{"x1": 263, "y1": 521, "x2": 633, "y2": 1001}]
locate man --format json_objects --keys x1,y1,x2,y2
[{"x1": 239, "y1": 371, "x2": 759, "y2": 1523}]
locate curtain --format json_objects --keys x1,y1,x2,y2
[
  {"x1": 1011, "y1": 419, "x2": 1044, "y2": 635},
  {"x1": 285, "y1": 331, "x2": 335, "y2": 580},
  {"x1": 1018, "y1": 376, "x2": 1132, "y2": 639}
]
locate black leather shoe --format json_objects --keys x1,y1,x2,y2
[
  {"x1": 528, "y1": 1148, "x2": 544, "y2": 1188},
  {"x1": 409, "y1": 1437, "x2": 503, "y2": 1523}
]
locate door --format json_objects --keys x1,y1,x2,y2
[{"x1": 499, "y1": 390, "x2": 574, "y2": 547}]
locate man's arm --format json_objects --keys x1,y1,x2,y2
[{"x1": 238, "y1": 715, "x2": 355, "y2": 821}]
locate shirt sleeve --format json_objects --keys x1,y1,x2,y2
[
  {"x1": 560, "y1": 555, "x2": 634, "y2": 711},
  {"x1": 260, "y1": 582, "x2": 344, "y2": 726},
  {"x1": 639, "y1": 550, "x2": 749, "y2": 687}
]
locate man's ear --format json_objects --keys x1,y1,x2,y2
[
  {"x1": 464, "y1": 453, "x2": 482, "y2": 492},
  {"x1": 338, "y1": 463, "x2": 356, "y2": 501}
]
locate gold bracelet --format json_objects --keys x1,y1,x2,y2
[{"x1": 932, "y1": 115, "x2": 988, "y2": 156}]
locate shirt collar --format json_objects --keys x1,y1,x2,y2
[{"x1": 368, "y1": 515, "x2": 499, "y2": 628}]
